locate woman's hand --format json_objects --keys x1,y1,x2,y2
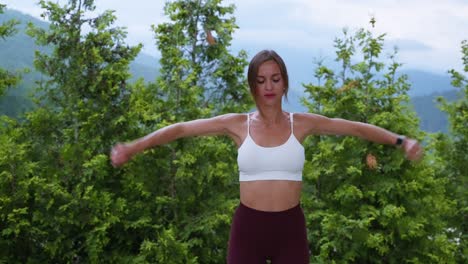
[
  {"x1": 402, "y1": 138, "x2": 423, "y2": 161},
  {"x1": 110, "y1": 143, "x2": 134, "y2": 167}
]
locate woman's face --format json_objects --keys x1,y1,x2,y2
[{"x1": 254, "y1": 60, "x2": 285, "y2": 106}]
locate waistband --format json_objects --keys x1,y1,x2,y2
[{"x1": 238, "y1": 202, "x2": 302, "y2": 215}]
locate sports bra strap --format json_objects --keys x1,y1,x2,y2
[
  {"x1": 246, "y1": 113, "x2": 250, "y2": 133},
  {"x1": 290, "y1": 112, "x2": 294, "y2": 133}
]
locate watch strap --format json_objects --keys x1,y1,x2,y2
[{"x1": 395, "y1": 136, "x2": 405, "y2": 146}]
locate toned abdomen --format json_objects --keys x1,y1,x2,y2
[{"x1": 239, "y1": 180, "x2": 302, "y2": 212}]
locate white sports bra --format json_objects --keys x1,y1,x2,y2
[{"x1": 237, "y1": 113, "x2": 305, "y2": 181}]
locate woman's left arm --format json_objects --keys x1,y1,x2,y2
[{"x1": 300, "y1": 113, "x2": 423, "y2": 161}]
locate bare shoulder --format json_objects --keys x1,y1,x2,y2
[
  {"x1": 293, "y1": 112, "x2": 361, "y2": 137},
  {"x1": 293, "y1": 112, "x2": 349, "y2": 139},
  {"x1": 215, "y1": 112, "x2": 246, "y2": 122},
  {"x1": 213, "y1": 113, "x2": 247, "y2": 130},
  {"x1": 294, "y1": 112, "x2": 327, "y2": 123},
  {"x1": 293, "y1": 112, "x2": 329, "y2": 132},
  {"x1": 211, "y1": 113, "x2": 247, "y2": 145}
]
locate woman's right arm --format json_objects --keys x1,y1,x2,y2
[{"x1": 111, "y1": 113, "x2": 241, "y2": 167}]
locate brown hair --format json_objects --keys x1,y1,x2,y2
[{"x1": 247, "y1": 50, "x2": 289, "y2": 100}]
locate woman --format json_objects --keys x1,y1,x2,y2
[{"x1": 110, "y1": 50, "x2": 423, "y2": 263}]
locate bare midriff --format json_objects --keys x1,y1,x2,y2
[{"x1": 240, "y1": 180, "x2": 302, "y2": 212}]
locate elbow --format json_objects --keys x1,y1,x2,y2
[{"x1": 172, "y1": 122, "x2": 187, "y2": 139}]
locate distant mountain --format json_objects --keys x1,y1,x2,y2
[
  {"x1": 0, "y1": 9, "x2": 48, "y2": 116},
  {"x1": 411, "y1": 89, "x2": 460, "y2": 133},
  {"x1": 0, "y1": 8, "x2": 159, "y2": 79},
  {"x1": 0, "y1": 8, "x2": 159, "y2": 117},
  {"x1": 0, "y1": 9, "x2": 50, "y2": 69},
  {"x1": 403, "y1": 69, "x2": 455, "y2": 96},
  {"x1": 129, "y1": 53, "x2": 159, "y2": 82}
]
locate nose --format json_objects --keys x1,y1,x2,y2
[{"x1": 265, "y1": 80, "x2": 273, "y2": 91}]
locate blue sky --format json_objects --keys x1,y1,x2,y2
[{"x1": 3, "y1": 0, "x2": 467, "y2": 76}]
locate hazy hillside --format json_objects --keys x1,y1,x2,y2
[
  {"x1": 0, "y1": 9, "x2": 49, "y2": 99},
  {"x1": 0, "y1": 9, "x2": 159, "y2": 117},
  {"x1": 0, "y1": 9, "x2": 159, "y2": 77},
  {"x1": 404, "y1": 69, "x2": 455, "y2": 96},
  {"x1": 411, "y1": 89, "x2": 460, "y2": 133},
  {"x1": 129, "y1": 52, "x2": 160, "y2": 82},
  {"x1": 0, "y1": 9, "x2": 50, "y2": 68}
]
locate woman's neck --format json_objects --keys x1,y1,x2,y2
[{"x1": 255, "y1": 106, "x2": 285, "y2": 125}]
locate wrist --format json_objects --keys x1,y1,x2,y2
[
  {"x1": 125, "y1": 142, "x2": 139, "y2": 157},
  {"x1": 395, "y1": 135, "x2": 406, "y2": 147}
]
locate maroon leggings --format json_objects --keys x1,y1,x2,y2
[{"x1": 227, "y1": 203, "x2": 309, "y2": 264}]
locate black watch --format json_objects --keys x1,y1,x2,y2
[{"x1": 395, "y1": 136, "x2": 405, "y2": 146}]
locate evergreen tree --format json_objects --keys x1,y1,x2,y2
[
  {"x1": 0, "y1": 4, "x2": 29, "y2": 262},
  {"x1": 2, "y1": 0, "x2": 141, "y2": 262},
  {"x1": 122, "y1": 0, "x2": 252, "y2": 262},
  {"x1": 433, "y1": 40, "x2": 468, "y2": 263},
  {"x1": 301, "y1": 21, "x2": 456, "y2": 263}
]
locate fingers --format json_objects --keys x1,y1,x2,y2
[
  {"x1": 404, "y1": 139, "x2": 423, "y2": 161},
  {"x1": 110, "y1": 143, "x2": 128, "y2": 167},
  {"x1": 110, "y1": 146, "x2": 120, "y2": 167}
]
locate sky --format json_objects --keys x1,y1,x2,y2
[{"x1": 2, "y1": 0, "x2": 467, "y2": 77}]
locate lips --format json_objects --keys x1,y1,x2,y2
[{"x1": 264, "y1": 93, "x2": 276, "y2": 98}]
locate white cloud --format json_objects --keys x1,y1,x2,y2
[
  {"x1": 2, "y1": 1, "x2": 43, "y2": 18},
  {"x1": 294, "y1": 0, "x2": 462, "y2": 27},
  {"x1": 292, "y1": 0, "x2": 467, "y2": 52}
]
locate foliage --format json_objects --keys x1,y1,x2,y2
[
  {"x1": 0, "y1": 4, "x2": 18, "y2": 40},
  {"x1": 152, "y1": 0, "x2": 252, "y2": 115},
  {"x1": 0, "y1": 0, "x2": 251, "y2": 262},
  {"x1": 128, "y1": 0, "x2": 252, "y2": 262},
  {"x1": 0, "y1": 4, "x2": 20, "y2": 96},
  {"x1": 1, "y1": 0, "x2": 141, "y2": 262},
  {"x1": 433, "y1": 39, "x2": 468, "y2": 263},
  {"x1": 301, "y1": 22, "x2": 456, "y2": 263},
  {"x1": 1, "y1": 1, "x2": 464, "y2": 263}
]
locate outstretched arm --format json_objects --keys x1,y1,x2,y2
[
  {"x1": 111, "y1": 114, "x2": 238, "y2": 167},
  {"x1": 299, "y1": 113, "x2": 423, "y2": 161}
]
